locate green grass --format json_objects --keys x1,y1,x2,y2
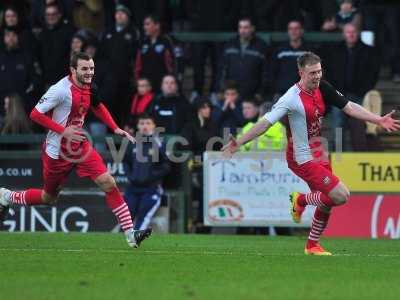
[{"x1": 0, "y1": 233, "x2": 399, "y2": 300}]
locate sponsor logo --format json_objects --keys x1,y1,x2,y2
[
  {"x1": 208, "y1": 199, "x2": 244, "y2": 222},
  {"x1": 323, "y1": 176, "x2": 331, "y2": 186}
]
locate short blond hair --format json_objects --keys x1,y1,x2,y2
[{"x1": 297, "y1": 52, "x2": 321, "y2": 69}]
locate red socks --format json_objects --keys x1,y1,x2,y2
[
  {"x1": 105, "y1": 187, "x2": 133, "y2": 232},
  {"x1": 307, "y1": 208, "x2": 331, "y2": 248},
  {"x1": 298, "y1": 191, "x2": 336, "y2": 209},
  {"x1": 11, "y1": 189, "x2": 44, "y2": 206}
]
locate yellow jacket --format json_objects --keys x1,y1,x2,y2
[{"x1": 238, "y1": 120, "x2": 286, "y2": 151}]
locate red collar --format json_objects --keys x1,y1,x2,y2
[{"x1": 296, "y1": 82, "x2": 315, "y2": 97}]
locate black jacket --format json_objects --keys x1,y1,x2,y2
[
  {"x1": 218, "y1": 35, "x2": 268, "y2": 98},
  {"x1": 181, "y1": 115, "x2": 219, "y2": 155},
  {"x1": 323, "y1": 41, "x2": 380, "y2": 98},
  {"x1": 0, "y1": 47, "x2": 41, "y2": 103},
  {"x1": 147, "y1": 93, "x2": 192, "y2": 135},
  {"x1": 100, "y1": 24, "x2": 139, "y2": 84},
  {"x1": 270, "y1": 42, "x2": 314, "y2": 94},
  {"x1": 37, "y1": 20, "x2": 75, "y2": 86},
  {"x1": 123, "y1": 135, "x2": 170, "y2": 188},
  {"x1": 135, "y1": 35, "x2": 175, "y2": 92}
]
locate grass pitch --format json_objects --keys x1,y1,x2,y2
[{"x1": 0, "y1": 233, "x2": 399, "y2": 300}]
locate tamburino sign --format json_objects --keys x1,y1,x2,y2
[{"x1": 203, "y1": 152, "x2": 313, "y2": 227}]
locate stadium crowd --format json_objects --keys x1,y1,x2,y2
[{"x1": 0, "y1": 0, "x2": 397, "y2": 153}]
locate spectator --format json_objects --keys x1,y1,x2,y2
[
  {"x1": 188, "y1": 0, "x2": 236, "y2": 102},
  {"x1": 135, "y1": 14, "x2": 175, "y2": 93},
  {"x1": 1, "y1": 93, "x2": 32, "y2": 134},
  {"x1": 147, "y1": 75, "x2": 191, "y2": 135},
  {"x1": 242, "y1": 99, "x2": 259, "y2": 124},
  {"x1": 218, "y1": 17, "x2": 268, "y2": 99},
  {"x1": 212, "y1": 81, "x2": 244, "y2": 136},
  {"x1": 270, "y1": 20, "x2": 313, "y2": 98},
  {"x1": 123, "y1": 113, "x2": 170, "y2": 230},
  {"x1": 324, "y1": 23, "x2": 380, "y2": 151},
  {"x1": 0, "y1": 28, "x2": 41, "y2": 111},
  {"x1": 362, "y1": 1, "x2": 400, "y2": 82},
  {"x1": 70, "y1": 30, "x2": 86, "y2": 57},
  {"x1": 322, "y1": 0, "x2": 362, "y2": 32},
  {"x1": 181, "y1": 98, "x2": 219, "y2": 156},
  {"x1": 237, "y1": 101, "x2": 285, "y2": 151},
  {"x1": 0, "y1": 6, "x2": 37, "y2": 54},
  {"x1": 37, "y1": 3, "x2": 75, "y2": 87},
  {"x1": 128, "y1": 77, "x2": 155, "y2": 128},
  {"x1": 100, "y1": 4, "x2": 139, "y2": 124}
]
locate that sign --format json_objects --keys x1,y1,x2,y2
[{"x1": 331, "y1": 153, "x2": 400, "y2": 192}]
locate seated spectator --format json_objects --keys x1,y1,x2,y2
[
  {"x1": 37, "y1": 3, "x2": 75, "y2": 87},
  {"x1": 70, "y1": 30, "x2": 87, "y2": 57},
  {"x1": 270, "y1": 20, "x2": 314, "y2": 98},
  {"x1": 0, "y1": 28, "x2": 41, "y2": 111},
  {"x1": 0, "y1": 5, "x2": 37, "y2": 54},
  {"x1": 218, "y1": 17, "x2": 268, "y2": 99},
  {"x1": 181, "y1": 98, "x2": 219, "y2": 156},
  {"x1": 322, "y1": 0, "x2": 362, "y2": 32},
  {"x1": 212, "y1": 81, "x2": 245, "y2": 136},
  {"x1": 100, "y1": 4, "x2": 139, "y2": 124},
  {"x1": 123, "y1": 113, "x2": 170, "y2": 230},
  {"x1": 147, "y1": 74, "x2": 191, "y2": 135},
  {"x1": 237, "y1": 102, "x2": 285, "y2": 151},
  {"x1": 324, "y1": 23, "x2": 380, "y2": 150},
  {"x1": 1, "y1": 93, "x2": 32, "y2": 134},
  {"x1": 135, "y1": 15, "x2": 175, "y2": 93},
  {"x1": 128, "y1": 77, "x2": 154, "y2": 129}
]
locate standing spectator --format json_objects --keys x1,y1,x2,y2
[
  {"x1": 1, "y1": 93, "x2": 32, "y2": 134},
  {"x1": 0, "y1": 28, "x2": 41, "y2": 111},
  {"x1": 37, "y1": 3, "x2": 75, "y2": 87},
  {"x1": 324, "y1": 23, "x2": 380, "y2": 150},
  {"x1": 123, "y1": 114, "x2": 170, "y2": 230},
  {"x1": 218, "y1": 17, "x2": 268, "y2": 99},
  {"x1": 188, "y1": 0, "x2": 236, "y2": 102},
  {"x1": 270, "y1": 20, "x2": 313, "y2": 98},
  {"x1": 147, "y1": 75, "x2": 191, "y2": 135},
  {"x1": 128, "y1": 77, "x2": 155, "y2": 128},
  {"x1": 322, "y1": 0, "x2": 362, "y2": 32},
  {"x1": 212, "y1": 81, "x2": 244, "y2": 136},
  {"x1": 362, "y1": 0, "x2": 400, "y2": 82},
  {"x1": 100, "y1": 4, "x2": 140, "y2": 124},
  {"x1": 135, "y1": 14, "x2": 175, "y2": 93}
]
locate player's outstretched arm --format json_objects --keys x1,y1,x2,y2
[
  {"x1": 222, "y1": 119, "x2": 272, "y2": 158},
  {"x1": 343, "y1": 102, "x2": 400, "y2": 132},
  {"x1": 91, "y1": 103, "x2": 135, "y2": 143}
]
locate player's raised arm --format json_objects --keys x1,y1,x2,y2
[{"x1": 343, "y1": 103, "x2": 400, "y2": 132}]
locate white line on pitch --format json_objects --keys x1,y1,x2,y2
[{"x1": 0, "y1": 248, "x2": 399, "y2": 257}]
